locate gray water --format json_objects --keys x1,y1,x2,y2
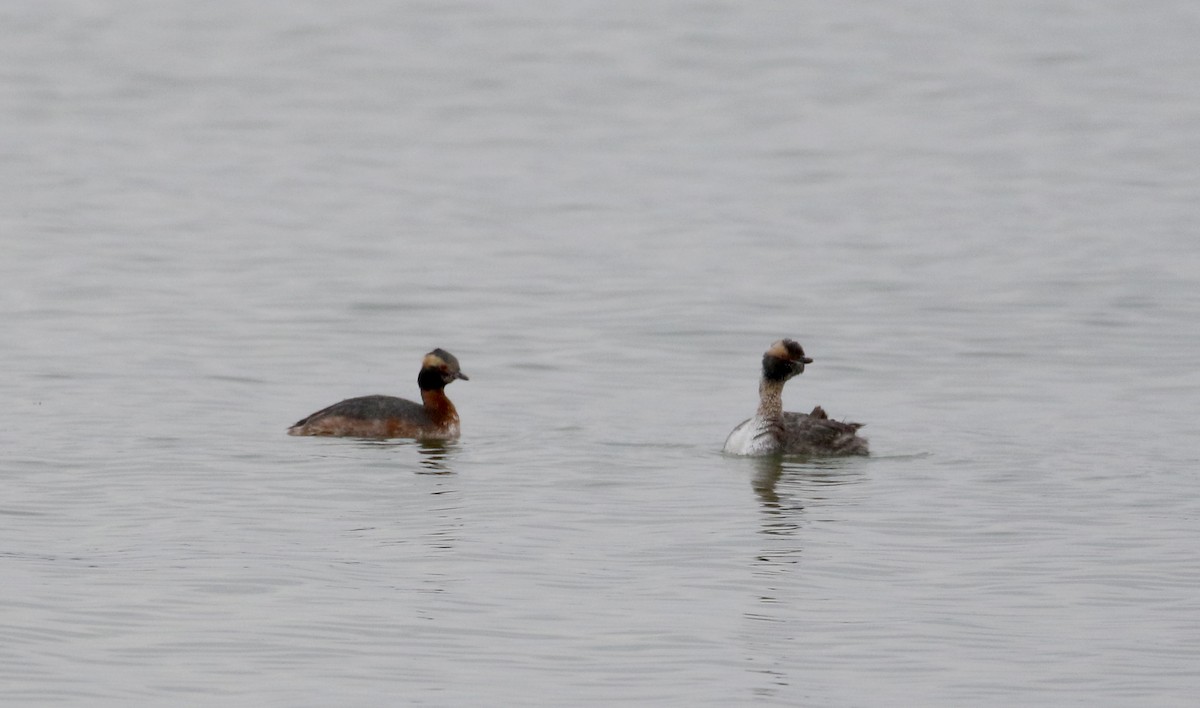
[{"x1": 4, "y1": 1, "x2": 1200, "y2": 705}]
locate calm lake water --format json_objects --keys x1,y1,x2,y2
[{"x1": 4, "y1": 1, "x2": 1200, "y2": 705}]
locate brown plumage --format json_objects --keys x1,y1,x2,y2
[{"x1": 288, "y1": 348, "x2": 467, "y2": 439}]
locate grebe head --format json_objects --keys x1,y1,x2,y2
[
  {"x1": 418, "y1": 348, "x2": 469, "y2": 390},
  {"x1": 762, "y1": 339, "x2": 813, "y2": 382}
]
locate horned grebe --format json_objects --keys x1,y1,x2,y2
[
  {"x1": 287, "y1": 348, "x2": 468, "y2": 439},
  {"x1": 723, "y1": 339, "x2": 868, "y2": 457}
]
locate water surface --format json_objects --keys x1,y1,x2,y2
[{"x1": 3, "y1": 1, "x2": 1200, "y2": 705}]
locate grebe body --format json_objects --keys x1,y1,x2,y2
[
  {"x1": 288, "y1": 348, "x2": 467, "y2": 439},
  {"x1": 723, "y1": 339, "x2": 868, "y2": 457}
]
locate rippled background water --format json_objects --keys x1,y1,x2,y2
[{"x1": 4, "y1": 1, "x2": 1200, "y2": 705}]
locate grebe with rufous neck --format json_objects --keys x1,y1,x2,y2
[{"x1": 288, "y1": 348, "x2": 467, "y2": 439}]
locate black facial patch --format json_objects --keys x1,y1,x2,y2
[
  {"x1": 762, "y1": 354, "x2": 798, "y2": 381},
  {"x1": 417, "y1": 367, "x2": 447, "y2": 391}
]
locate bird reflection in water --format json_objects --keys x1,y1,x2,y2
[
  {"x1": 353, "y1": 438, "x2": 457, "y2": 475},
  {"x1": 744, "y1": 456, "x2": 868, "y2": 699},
  {"x1": 415, "y1": 439, "x2": 456, "y2": 475},
  {"x1": 415, "y1": 440, "x2": 462, "y2": 557},
  {"x1": 751, "y1": 457, "x2": 802, "y2": 536},
  {"x1": 750, "y1": 456, "x2": 867, "y2": 555},
  {"x1": 752, "y1": 456, "x2": 864, "y2": 521}
]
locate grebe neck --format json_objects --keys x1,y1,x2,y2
[
  {"x1": 757, "y1": 378, "x2": 786, "y2": 420},
  {"x1": 420, "y1": 388, "x2": 458, "y2": 426}
]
